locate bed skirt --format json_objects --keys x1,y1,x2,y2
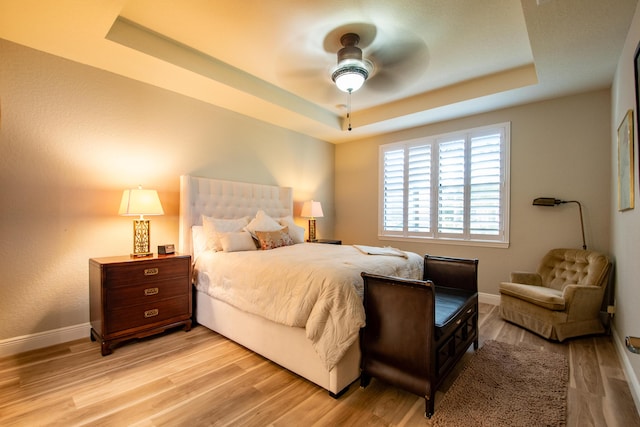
[{"x1": 195, "y1": 289, "x2": 361, "y2": 396}]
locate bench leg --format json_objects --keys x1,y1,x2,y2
[
  {"x1": 360, "y1": 372, "x2": 371, "y2": 388},
  {"x1": 425, "y1": 397, "x2": 435, "y2": 418}
]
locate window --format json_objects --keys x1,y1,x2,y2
[{"x1": 379, "y1": 122, "x2": 510, "y2": 247}]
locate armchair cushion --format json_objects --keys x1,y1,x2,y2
[{"x1": 500, "y1": 282, "x2": 565, "y2": 311}]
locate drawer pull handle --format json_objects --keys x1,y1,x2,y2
[
  {"x1": 144, "y1": 287, "x2": 159, "y2": 296},
  {"x1": 467, "y1": 308, "x2": 473, "y2": 314},
  {"x1": 144, "y1": 268, "x2": 159, "y2": 276},
  {"x1": 456, "y1": 319, "x2": 462, "y2": 325},
  {"x1": 144, "y1": 309, "x2": 159, "y2": 318}
]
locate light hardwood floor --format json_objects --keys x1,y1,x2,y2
[{"x1": 1, "y1": 303, "x2": 639, "y2": 426}]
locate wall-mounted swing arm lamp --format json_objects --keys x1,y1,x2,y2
[{"x1": 532, "y1": 197, "x2": 586, "y2": 250}]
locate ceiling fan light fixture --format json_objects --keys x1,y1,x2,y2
[{"x1": 332, "y1": 62, "x2": 368, "y2": 92}]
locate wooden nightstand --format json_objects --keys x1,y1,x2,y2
[
  {"x1": 89, "y1": 254, "x2": 192, "y2": 355},
  {"x1": 314, "y1": 239, "x2": 342, "y2": 245}
]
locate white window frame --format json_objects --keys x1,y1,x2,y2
[{"x1": 378, "y1": 122, "x2": 510, "y2": 248}]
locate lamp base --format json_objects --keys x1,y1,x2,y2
[
  {"x1": 131, "y1": 219, "x2": 153, "y2": 257},
  {"x1": 308, "y1": 219, "x2": 317, "y2": 241},
  {"x1": 130, "y1": 251, "x2": 153, "y2": 258}
]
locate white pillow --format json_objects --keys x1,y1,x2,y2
[
  {"x1": 202, "y1": 215, "x2": 250, "y2": 251},
  {"x1": 244, "y1": 210, "x2": 283, "y2": 238},
  {"x1": 278, "y1": 216, "x2": 305, "y2": 244},
  {"x1": 191, "y1": 225, "x2": 206, "y2": 259},
  {"x1": 218, "y1": 231, "x2": 257, "y2": 252}
]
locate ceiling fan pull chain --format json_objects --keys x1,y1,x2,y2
[{"x1": 347, "y1": 89, "x2": 352, "y2": 131}]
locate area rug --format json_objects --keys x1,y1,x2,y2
[{"x1": 432, "y1": 340, "x2": 569, "y2": 426}]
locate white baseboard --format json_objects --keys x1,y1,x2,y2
[
  {"x1": 0, "y1": 323, "x2": 90, "y2": 358},
  {"x1": 479, "y1": 292, "x2": 501, "y2": 306},
  {"x1": 611, "y1": 327, "x2": 640, "y2": 415}
]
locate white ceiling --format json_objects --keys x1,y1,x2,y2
[{"x1": 0, "y1": 0, "x2": 637, "y2": 143}]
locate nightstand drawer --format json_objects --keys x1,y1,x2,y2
[
  {"x1": 106, "y1": 278, "x2": 189, "y2": 309},
  {"x1": 106, "y1": 295, "x2": 190, "y2": 334},
  {"x1": 104, "y1": 258, "x2": 189, "y2": 287}
]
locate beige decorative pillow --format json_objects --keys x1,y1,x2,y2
[
  {"x1": 218, "y1": 231, "x2": 257, "y2": 252},
  {"x1": 245, "y1": 210, "x2": 283, "y2": 238},
  {"x1": 202, "y1": 215, "x2": 250, "y2": 251},
  {"x1": 255, "y1": 227, "x2": 294, "y2": 250}
]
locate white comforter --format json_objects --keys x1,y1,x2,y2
[{"x1": 194, "y1": 243, "x2": 423, "y2": 370}]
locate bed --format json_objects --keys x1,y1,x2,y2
[{"x1": 178, "y1": 175, "x2": 423, "y2": 396}]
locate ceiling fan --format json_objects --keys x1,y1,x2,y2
[{"x1": 277, "y1": 23, "x2": 429, "y2": 129}]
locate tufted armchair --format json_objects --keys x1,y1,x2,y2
[{"x1": 499, "y1": 248, "x2": 611, "y2": 341}]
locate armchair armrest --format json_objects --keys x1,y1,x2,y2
[
  {"x1": 510, "y1": 271, "x2": 542, "y2": 286},
  {"x1": 562, "y1": 284, "x2": 605, "y2": 320}
]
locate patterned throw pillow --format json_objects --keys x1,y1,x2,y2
[
  {"x1": 277, "y1": 216, "x2": 305, "y2": 243},
  {"x1": 255, "y1": 227, "x2": 294, "y2": 250}
]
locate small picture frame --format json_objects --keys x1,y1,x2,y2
[{"x1": 617, "y1": 109, "x2": 634, "y2": 211}]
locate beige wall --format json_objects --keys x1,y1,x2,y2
[
  {"x1": 0, "y1": 39, "x2": 335, "y2": 342},
  {"x1": 336, "y1": 89, "x2": 612, "y2": 297},
  {"x1": 612, "y1": 4, "x2": 640, "y2": 406}
]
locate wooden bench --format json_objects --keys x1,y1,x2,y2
[{"x1": 360, "y1": 255, "x2": 478, "y2": 418}]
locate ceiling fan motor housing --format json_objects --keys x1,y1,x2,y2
[
  {"x1": 331, "y1": 33, "x2": 369, "y2": 92},
  {"x1": 337, "y1": 33, "x2": 363, "y2": 63}
]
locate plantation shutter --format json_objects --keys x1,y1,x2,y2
[
  {"x1": 383, "y1": 148, "x2": 405, "y2": 232},
  {"x1": 438, "y1": 139, "x2": 465, "y2": 234},
  {"x1": 407, "y1": 144, "x2": 431, "y2": 233},
  {"x1": 379, "y1": 122, "x2": 509, "y2": 246},
  {"x1": 469, "y1": 132, "x2": 503, "y2": 236}
]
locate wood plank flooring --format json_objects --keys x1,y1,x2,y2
[{"x1": 1, "y1": 303, "x2": 639, "y2": 426}]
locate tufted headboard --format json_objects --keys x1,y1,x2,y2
[{"x1": 178, "y1": 175, "x2": 293, "y2": 256}]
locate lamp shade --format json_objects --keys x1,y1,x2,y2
[
  {"x1": 301, "y1": 200, "x2": 324, "y2": 218},
  {"x1": 118, "y1": 187, "x2": 164, "y2": 217},
  {"x1": 532, "y1": 197, "x2": 562, "y2": 206}
]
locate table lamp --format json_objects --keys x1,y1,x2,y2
[
  {"x1": 301, "y1": 200, "x2": 324, "y2": 242},
  {"x1": 119, "y1": 186, "x2": 164, "y2": 256}
]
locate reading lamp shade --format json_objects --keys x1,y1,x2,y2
[
  {"x1": 119, "y1": 187, "x2": 164, "y2": 257},
  {"x1": 301, "y1": 200, "x2": 324, "y2": 242}
]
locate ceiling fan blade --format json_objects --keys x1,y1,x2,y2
[
  {"x1": 364, "y1": 70, "x2": 403, "y2": 92},
  {"x1": 364, "y1": 29, "x2": 430, "y2": 92},
  {"x1": 278, "y1": 64, "x2": 345, "y2": 105}
]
